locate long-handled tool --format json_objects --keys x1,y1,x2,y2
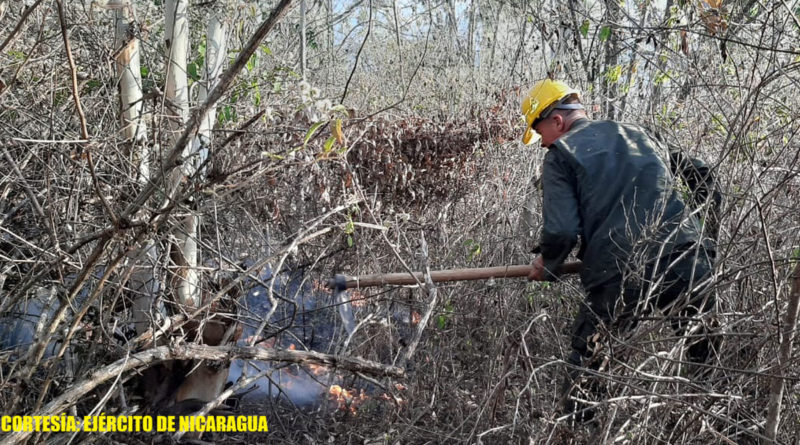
[
  {"x1": 327, "y1": 261, "x2": 582, "y2": 334},
  {"x1": 327, "y1": 261, "x2": 583, "y2": 290}
]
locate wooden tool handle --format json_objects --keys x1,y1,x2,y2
[{"x1": 328, "y1": 261, "x2": 582, "y2": 290}]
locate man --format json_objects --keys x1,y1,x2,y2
[{"x1": 521, "y1": 79, "x2": 719, "y2": 420}]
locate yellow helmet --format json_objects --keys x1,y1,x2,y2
[{"x1": 520, "y1": 79, "x2": 581, "y2": 145}]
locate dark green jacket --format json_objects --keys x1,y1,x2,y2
[{"x1": 539, "y1": 119, "x2": 715, "y2": 289}]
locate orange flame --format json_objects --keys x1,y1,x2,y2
[
  {"x1": 308, "y1": 364, "x2": 328, "y2": 376},
  {"x1": 349, "y1": 290, "x2": 368, "y2": 308},
  {"x1": 328, "y1": 385, "x2": 369, "y2": 414}
]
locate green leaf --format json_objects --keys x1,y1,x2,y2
[
  {"x1": 187, "y1": 62, "x2": 200, "y2": 82},
  {"x1": 604, "y1": 65, "x2": 623, "y2": 83},
  {"x1": 140, "y1": 66, "x2": 149, "y2": 77},
  {"x1": 323, "y1": 136, "x2": 336, "y2": 153},
  {"x1": 260, "y1": 44, "x2": 272, "y2": 55},
  {"x1": 579, "y1": 20, "x2": 590, "y2": 38},
  {"x1": 85, "y1": 79, "x2": 103, "y2": 93},
  {"x1": 218, "y1": 105, "x2": 236, "y2": 125},
  {"x1": 436, "y1": 315, "x2": 447, "y2": 330},
  {"x1": 347, "y1": 235, "x2": 354, "y2": 247},
  {"x1": 247, "y1": 53, "x2": 257, "y2": 72},
  {"x1": 465, "y1": 239, "x2": 481, "y2": 261},
  {"x1": 344, "y1": 217, "x2": 355, "y2": 235},
  {"x1": 304, "y1": 121, "x2": 326, "y2": 146},
  {"x1": 599, "y1": 26, "x2": 611, "y2": 41},
  {"x1": 252, "y1": 80, "x2": 261, "y2": 106}
]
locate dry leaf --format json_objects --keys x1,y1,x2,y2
[{"x1": 332, "y1": 119, "x2": 345, "y2": 145}]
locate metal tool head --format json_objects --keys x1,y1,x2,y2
[
  {"x1": 328, "y1": 274, "x2": 355, "y2": 335},
  {"x1": 328, "y1": 274, "x2": 348, "y2": 292}
]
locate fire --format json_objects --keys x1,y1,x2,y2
[
  {"x1": 328, "y1": 385, "x2": 369, "y2": 414},
  {"x1": 349, "y1": 290, "x2": 368, "y2": 308},
  {"x1": 380, "y1": 392, "x2": 406, "y2": 407},
  {"x1": 308, "y1": 364, "x2": 328, "y2": 376},
  {"x1": 242, "y1": 335, "x2": 277, "y2": 349},
  {"x1": 329, "y1": 385, "x2": 350, "y2": 399},
  {"x1": 312, "y1": 279, "x2": 333, "y2": 294}
]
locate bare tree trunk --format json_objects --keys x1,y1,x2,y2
[
  {"x1": 467, "y1": 0, "x2": 476, "y2": 67},
  {"x1": 165, "y1": 0, "x2": 190, "y2": 126},
  {"x1": 445, "y1": 0, "x2": 461, "y2": 62},
  {"x1": 568, "y1": 0, "x2": 590, "y2": 81},
  {"x1": 327, "y1": 0, "x2": 334, "y2": 87},
  {"x1": 647, "y1": 0, "x2": 673, "y2": 117},
  {"x1": 488, "y1": 2, "x2": 501, "y2": 81},
  {"x1": 601, "y1": 0, "x2": 621, "y2": 119},
  {"x1": 765, "y1": 263, "x2": 800, "y2": 442},
  {"x1": 164, "y1": 0, "x2": 200, "y2": 309},
  {"x1": 114, "y1": 0, "x2": 159, "y2": 335},
  {"x1": 511, "y1": 8, "x2": 528, "y2": 79},
  {"x1": 300, "y1": 0, "x2": 307, "y2": 80},
  {"x1": 617, "y1": 3, "x2": 650, "y2": 119},
  {"x1": 192, "y1": 12, "x2": 227, "y2": 176},
  {"x1": 114, "y1": 2, "x2": 146, "y2": 148},
  {"x1": 392, "y1": 0, "x2": 404, "y2": 84},
  {"x1": 177, "y1": 8, "x2": 232, "y2": 405}
]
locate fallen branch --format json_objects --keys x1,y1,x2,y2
[{"x1": 0, "y1": 343, "x2": 403, "y2": 444}]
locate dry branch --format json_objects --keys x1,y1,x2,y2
[
  {"x1": 764, "y1": 262, "x2": 800, "y2": 442},
  {"x1": 0, "y1": 0, "x2": 45, "y2": 54}
]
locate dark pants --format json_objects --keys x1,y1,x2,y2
[{"x1": 562, "y1": 247, "x2": 717, "y2": 419}]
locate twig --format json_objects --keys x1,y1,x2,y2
[
  {"x1": 398, "y1": 233, "x2": 437, "y2": 368},
  {"x1": 764, "y1": 262, "x2": 800, "y2": 442},
  {"x1": 0, "y1": 0, "x2": 46, "y2": 54},
  {"x1": 54, "y1": 0, "x2": 89, "y2": 140},
  {"x1": 1, "y1": 146, "x2": 45, "y2": 219},
  {"x1": 218, "y1": 109, "x2": 265, "y2": 149},
  {"x1": 340, "y1": 0, "x2": 371, "y2": 104},
  {"x1": 86, "y1": 151, "x2": 119, "y2": 226},
  {"x1": 9, "y1": 138, "x2": 89, "y2": 144}
]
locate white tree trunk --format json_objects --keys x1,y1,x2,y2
[
  {"x1": 191, "y1": 12, "x2": 227, "y2": 176},
  {"x1": 165, "y1": 0, "x2": 190, "y2": 127},
  {"x1": 114, "y1": 1, "x2": 160, "y2": 334},
  {"x1": 114, "y1": 0, "x2": 148, "y2": 175},
  {"x1": 164, "y1": 0, "x2": 200, "y2": 309},
  {"x1": 177, "y1": 12, "x2": 232, "y2": 405}
]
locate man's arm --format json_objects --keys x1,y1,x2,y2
[{"x1": 530, "y1": 150, "x2": 580, "y2": 281}]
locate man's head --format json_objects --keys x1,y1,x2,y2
[{"x1": 521, "y1": 79, "x2": 586, "y2": 147}]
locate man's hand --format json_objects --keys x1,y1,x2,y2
[{"x1": 528, "y1": 256, "x2": 547, "y2": 281}]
